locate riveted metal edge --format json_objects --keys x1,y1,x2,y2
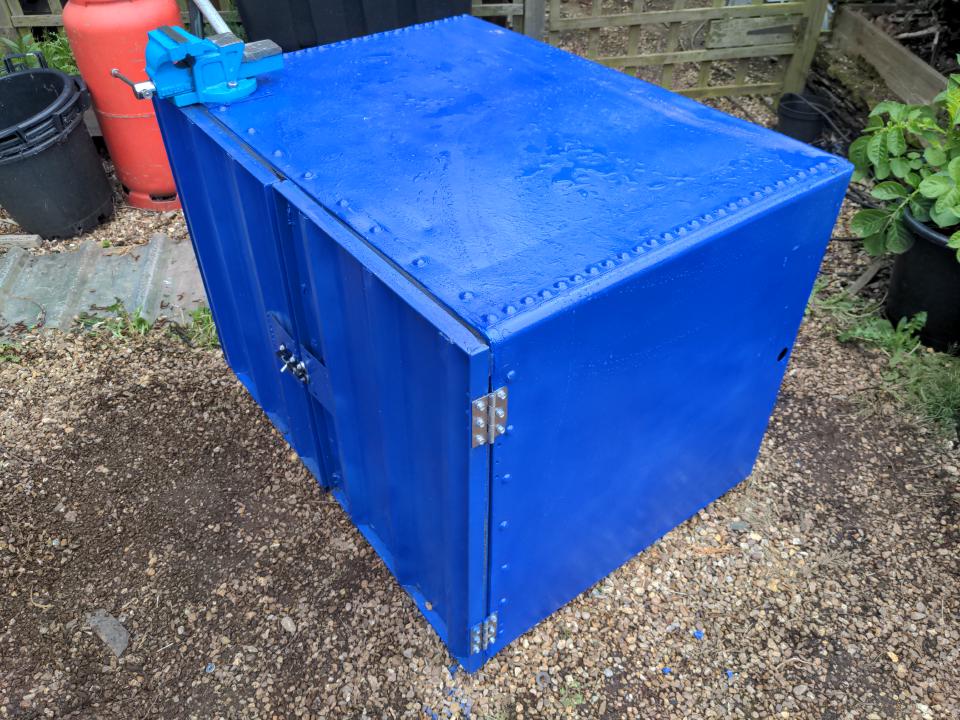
[
  {"x1": 277, "y1": 22, "x2": 847, "y2": 335},
  {"x1": 286, "y1": 15, "x2": 466, "y2": 61},
  {"x1": 485, "y1": 158, "x2": 846, "y2": 330}
]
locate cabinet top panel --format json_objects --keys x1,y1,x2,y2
[{"x1": 211, "y1": 15, "x2": 849, "y2": 334}]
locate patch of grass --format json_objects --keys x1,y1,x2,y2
[
  {"x1": 185, "y1": 307, "x2": 219, "y2": 350},
  {"x1": 810, "y1": 286, "x2": 960, "y2": 435},
  {"x1": 74, "y1": 300, "x2": 152, "y2": 339},
  {"x1": 0, "y1": 343, "x2": 22, "y2": 363},
  {"x1": 0, "y1": 31, "x2": 78, "y2": 75},
  {"x1": 166, "y1": 307, "x2": 219, "y2": 349}
]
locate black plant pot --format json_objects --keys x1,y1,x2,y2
[
  {"x1": 885, "y1": 210, "x2": 960, "y2": 352},
  {"x1": 776, "y1": 92, "x2": 829, "y2": 144}
]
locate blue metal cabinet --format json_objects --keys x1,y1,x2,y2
[{"x1": 154, "y1": 15, "x2": 851, "y2": 671}]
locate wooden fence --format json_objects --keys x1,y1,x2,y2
[
  {"x1": 2, "y1": 0, "x2": 825, "y2": 99},
  {"x1": 546, "y1": 0, "x2": 828, "y2": 98},
  {"x1": 831, "y1": 4, "x2": 945, "y2": 105}
]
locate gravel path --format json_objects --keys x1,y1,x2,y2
[{"x1": 1, "y1": 233, "x2": 958, "y2": 719}]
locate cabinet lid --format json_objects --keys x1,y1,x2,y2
[{"x1": 211, "y1": 15, "x2": 848, "y2": 335}]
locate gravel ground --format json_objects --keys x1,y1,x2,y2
[
  {"x1": 1, "y1": 230, "x2": 958, "y2": 719},
  {"x1": 2, "y1": 16, "x2": 958, "y2": 718}
]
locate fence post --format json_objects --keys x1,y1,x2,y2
[
  {"x1": 524, "y1": 0, "x2": 545, "y2": 40},
  {"x1": 0, "y1": 0, "x2": 18, "y2": 42},
  {"x1": 781, "y1": 0, "x2": 829, "y2": 94}
]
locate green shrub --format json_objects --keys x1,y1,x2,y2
[{"x1": 0, "y1": 32, "x2": 78, "y2": 75}]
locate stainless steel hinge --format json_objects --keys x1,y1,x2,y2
[
  {"x1": 470, "y1": 612, "x2": 499, "y2": 654},
  {"x1": 471, "y1": 387, "x2": 508, "y2": 448}
]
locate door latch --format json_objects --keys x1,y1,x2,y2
[{"x1": 277, "y1": 344, "x2": 308, "y2": 383}]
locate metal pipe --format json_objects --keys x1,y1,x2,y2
[{"x1": 190, "y1": 0, "x2": 231, "y2": 36}]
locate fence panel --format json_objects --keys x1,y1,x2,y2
[
  {"x1": 3, "y1": 1, "x2": 826, "y2": 100},
  {"x1": 546, "y1": 0, "x2": 827, "y2": 98}
]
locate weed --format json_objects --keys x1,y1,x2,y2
[
  {"x1": 185, "y1": 307, "x2": 219, "y2": 350},
  {"x1": 807, "y1": 279, "x2": 879, "y2": 324},
  {"x1": 164, "y1": 306, "x2": 219, "y2": 349},
  {"x1": 37, "y1": 33, "x2": 78, "y2": 75},
  {"x1": 810, "y1": 286, "x2": 960, "y2": 435},
  {"x1": 0, "y1": 343, "x2": 22, "y2": 363},
  {"x1": 559, "y1": 678, "x2": 585, "y2": 708},
  {"x1": 74, "y1": 300, "x2": 152, "y2": 339},
  {"x1": 839, "y1": 312, "x2": 927, "y2": 366},
  {"x1": 0, "y1": 32, "x2": 78, "y2": 75}
]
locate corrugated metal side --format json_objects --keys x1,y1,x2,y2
[
  {"x1": 154, "y1": 98, "x2": 330, "y2": 484},
  {"x1": 270, "y1": 182, "x2": 492, "y2": 667},
  {"x1": 0, "y1": 233, "x2": 204, "y2": 336},
  {"x1": 156, "y1": 100, "x2": 493, "y2": 668},
  {"x1": 483, "y1": 175, "x2": 850, "y2": 658}
]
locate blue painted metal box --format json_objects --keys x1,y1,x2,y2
[{"x1": 154, "y1": 15, "x2": 851, "y2": 671}]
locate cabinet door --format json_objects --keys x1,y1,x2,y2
[
  {"x1": 270, "y1": 183, "x2": 493, "y2": 667},
  {"x1": 156, "y1": 100, "x2": 331, "y2": 484},
  {"x1": 159, "y1": 99, "x2": 496, "y2": 668}
]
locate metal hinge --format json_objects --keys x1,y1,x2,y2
[
  {"x1": 470, "y1": 612, "x2": 499, "y2": 654},
  {"x1": 471, "y1": 387, "x2": 508, "y2": 448}
]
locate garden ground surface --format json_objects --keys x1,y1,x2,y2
[
  {"x1": 1, "y1": 38, "x2": 959, "y2": 718},
  {"x1": 1, "y1": 200, "x2": 959, "y2": 719}
]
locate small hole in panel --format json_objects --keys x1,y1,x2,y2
[{"x1": 777, "y1": 347, "x2": 789, "y2": 362}]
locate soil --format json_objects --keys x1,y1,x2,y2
[{"x1": 868, "y1": 0, "x2": 960, "y2": 76}]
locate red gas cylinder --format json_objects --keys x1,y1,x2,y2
[{"x1": 63, "y1": 0, "x2": 181, "y2": 211}]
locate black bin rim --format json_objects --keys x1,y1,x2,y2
[
  {"x1": 903, "y1": 207, "x2": 952, "y2": 249},
  {"x1": 778, "y1": 92, "x2": 829, "y2": 120},
  {"x1": 0, "y1": 66, "x2": 87, "y2": 165}
]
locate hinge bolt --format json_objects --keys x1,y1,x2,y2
[
  {"x1": 475, "y1": 400, "x2": 486, "y2": 411},
  {"x1": 496, "y1": 389, "x2": 507, "y2": 400},
  {"x1": 496, "y1": 424, "x2": 505, "y2": 435},
  {"x1": 475, "y1": 417, "x2": 485, "y2": 428},
  {"x1": 474, "y1": 434, "x2": 486, "y2": 445},
  {"x1": 495, "y1": 408, "x2": 505, "y2": 418}
]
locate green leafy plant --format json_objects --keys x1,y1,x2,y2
[
  {"x1": 75, "y1": 299, "x2": 152, "y2": 339},
  {"x1": 0, "y1": 31, "x2": 78, "y2": 75},
  {"x1": 839, "y1": 312, "x2": 927, "y2": 367},
  {"x1": 37, "y1": 33, "x2": 78, "y2": 76},
  {"x1": 810, "y1": 288, "x2": 960, "y2": 435},
  {"x1": 0, "y1": 32, "x2": 34, "y2": 57},
  {"x1": 848, "y1": 58, "x2": 960, "y2": 260}
]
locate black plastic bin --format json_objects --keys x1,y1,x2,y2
[
  {"x1": 776, "y1": 92, "x2": 829, "y2": 145},
  {"x1": 0, "y1": 53, "x2": 113, "y2": 239},
  {"x1": 886, "y1": 210, "x2": 960, "y2": 351},
  {"x1": 235, "y1": 0, "x2": 471, "y2": 52}
]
